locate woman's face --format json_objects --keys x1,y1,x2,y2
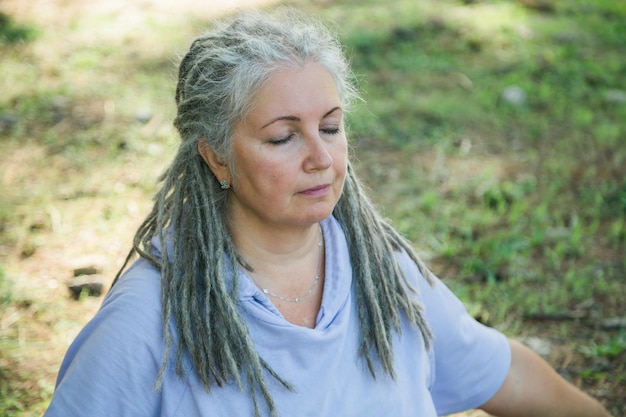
[{"x1": 219, "y1": 61, "x2": 348, "y2": 232}]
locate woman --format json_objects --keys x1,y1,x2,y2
[{"x1": 44, "y1": 8, "x2": 611, "y2": 417}]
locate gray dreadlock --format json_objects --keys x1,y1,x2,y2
[{"x1": 114, "y1": 7, "x2": 434, "y2": 417}]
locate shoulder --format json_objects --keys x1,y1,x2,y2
[
  {"x1": 88, "y1": 259, "x2": 163, "y2": 349},
  {"x1": 102, "y1": 258, "x2": 162, "y2": 318},
  {"x1": 45, "y1": 258, "x2": 165, "y2": 417},
  {"x1": 79, "y1": 257, "x2": 164, "y2": 361},
  {"x1": 393, "y1": 250, "x2": 511, "y2": 414}
]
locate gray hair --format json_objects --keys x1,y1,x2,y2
[
  {"x1": 174, "y1": 8, "x2": 359, "y2": 175},
  {"x1": 115, "y1": 8, "x2": 434, "y2": 417}
]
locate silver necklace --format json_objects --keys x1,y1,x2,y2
[{"x1": 259, "y1": 233, "x2": 324, "y2": 303}]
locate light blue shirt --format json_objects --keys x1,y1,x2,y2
[{"x1": 45, "y1": 216, "x2": 510, "y2": 416}]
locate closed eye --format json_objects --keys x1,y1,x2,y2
[
  {"x1": 321, "y1": 127, "x2": 341, "y2": 135},
  {"x1": 269, "y1": 133, "x2": 295, "y2": 145}
]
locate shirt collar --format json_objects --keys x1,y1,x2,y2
[{"x1": 235, "y1": 216, "x2": 353, "y2": 328}]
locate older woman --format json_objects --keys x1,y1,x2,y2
[{"x1": 44, "y1": 8, "x2": 610, "y2": 417}]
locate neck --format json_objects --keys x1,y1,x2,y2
[
  {"x1": 232, "y1": 222, "x2": 324, "y2": 293},
  {"x1": 232, "y1": 220, "x2": 322, "y2": 263}
]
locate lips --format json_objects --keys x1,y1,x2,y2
[{"x1": 300, "y1": 183, "x2": 331, "y2": 196}]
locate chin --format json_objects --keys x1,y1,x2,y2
[{"x1": 296, "y1": 210, "x2": 333, "y2": 226}]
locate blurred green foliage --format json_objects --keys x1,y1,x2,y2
[
  {"x1": 315, "y1": 0, "x2": 626, "y2": 328},
  {"x1": 0, "y1": 12, "x2": 38, "y2": 44}
]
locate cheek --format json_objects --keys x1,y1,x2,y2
[
  {"x1": 234, "y1": 145, "x2": 280, "y2": 184},
  {"x1": 333, "y1": 142, "x2": 348, "y2": 176},
  {"x1": 250, "y1": 157, "x2": 291, "y2": 188}
]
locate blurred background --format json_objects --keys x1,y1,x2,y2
[{"x1": 0, "y1": 0, "x2": 624, "y2": 415}]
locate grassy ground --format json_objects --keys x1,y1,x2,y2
[{"x1": 1, "y1": 0, "x2": 624, "y2": 415}]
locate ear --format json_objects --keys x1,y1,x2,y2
[{"x1": 197, "y1": 138, "x2": 230, "y2": 183}]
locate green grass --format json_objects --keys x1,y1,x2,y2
[
  {"x1": 316, "y1": 0, "x2": 626, "y2": 321},
  {"x1": 0, "y1": 0, "x2": 625, "y2": 414}
]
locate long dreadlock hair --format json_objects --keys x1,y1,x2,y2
[{"x1": 113, "y1": 7, "x2": 435, "y2": 417}]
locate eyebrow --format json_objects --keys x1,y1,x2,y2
[{"x1": 261, "y1": 106, "x2": 342, "y2": 129}]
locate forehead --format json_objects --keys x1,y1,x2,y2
[{"x1": 244, "y1": 62, "x2": 342, "y2": 125}]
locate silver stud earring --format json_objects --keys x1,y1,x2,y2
[{"x1": 219, "y1": 179, "x2": 231, "y2": 190}]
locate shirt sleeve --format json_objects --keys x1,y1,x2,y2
[
  {"x1": 398, "y1": 253, "x2": 512, "y2": 415},
  {"x1": 44, "y1": 259, "x2": 166, "y2": 417}
]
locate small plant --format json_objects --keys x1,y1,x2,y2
[
  {"x1": 579, "y1": 330, "x2": 626, "y2": 360},
  {"x1": 595, "y1": 331, "x2": 626, "y2": 359},
  {"x1": 0, "y1": 12, "x2": 38, "y2": 44}
]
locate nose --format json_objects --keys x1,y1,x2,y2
[{"x1": 303, "y1": 132, "x2": 333, "y2": 172}]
